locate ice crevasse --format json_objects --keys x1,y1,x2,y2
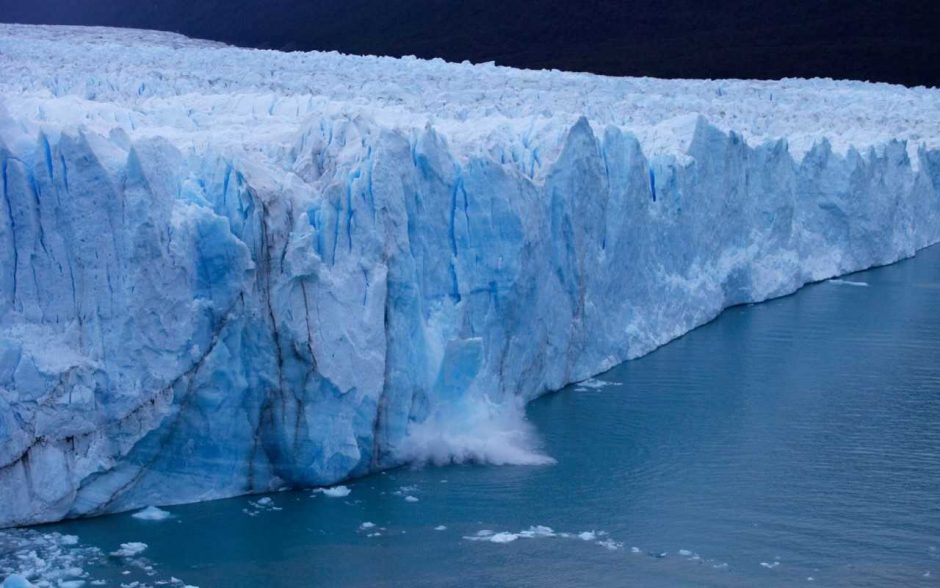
[{"x1": 1, "y1": 24, "x2": 939, "y2": 527}]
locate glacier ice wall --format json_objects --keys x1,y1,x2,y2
[{"x1": 1, "y1": 25, "x2": 939, "y2": 527}]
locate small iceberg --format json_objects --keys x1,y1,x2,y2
[
  {"x1": 315, "y1": 485, "x2": 351, "y2": 498},
  {"x1": 828, "y1": 278, "x2": 869, "y2": 287},
  {"x1": 131, "y1": 506, "x2": 172, "y2": 521}
]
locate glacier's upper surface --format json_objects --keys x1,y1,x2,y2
[{"x1": 1, "y1": 24, "x2": 939, "y2": 527}]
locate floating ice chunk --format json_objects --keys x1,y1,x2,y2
[
  {"x1": 573, "y1": 378, "x2": 615, "y2": 391},
  {"x1": 487, "y1": 533, "x2": 519, "y2": 543},
  {"x1": 110, "y1": 542, "x2": 148, "y2": 558},
  {"x1": 518, "y1": 526, "x2": 555, "y2": 538},
  {"x1": 404, "y1": 496, "x2": 419, "y2": 502},
  {"x1": 577, "y1": 531, "x2": 596, "y2": 541},
  {"x1": 359, "y1": 522, "x2": 376, "y2": 530},
  {"x1": 132, "y1": 506, "x2": 172, "y2": 521},
  {"x1": 2, "y1": 575, "x2": 36, "y2": 588},
  {"x1": 596, "y1": 539, "x2": 622, "y2": 551},
  {"x1": 244, "y1": 496, "x2": 281, "y2": 515},
  {"x1": 828, "y1": 279, "x2": 869, "y2": 287},
  {"x1": 58, "y1": 581, "x2": 85, "y2": 588},
  {"x1": 760, "y1": 561, "x2": 780, "y2": 569},
  {"x1": 631, "y1": 546, "x2": 641, "y2": 553},
  {"x1": 434, "y1": 525, "x2": 447, "y2": 531},
  {"x1": 316, "y1": 486, "x2": 351, "y2": 498}
]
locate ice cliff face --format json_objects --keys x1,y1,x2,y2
[{"x1": 1, "y1": 25, "x2": 939, "y2": 527}]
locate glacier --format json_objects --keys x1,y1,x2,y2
[{"x1": 1, "y1": 24, "x2": 939, "y2": 528}]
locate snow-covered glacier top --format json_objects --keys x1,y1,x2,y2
[
  {"x1": 1, "y1": 23, "x2": 938, "y2": 167},
  {"x1": 1, "y1": 24, "x2": 939, "y2": 529}
]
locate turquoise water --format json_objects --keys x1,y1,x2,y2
[{"x1": 5, "y1": 245, "x2": 940, "y2": 587}]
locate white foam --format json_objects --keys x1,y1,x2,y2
[{"x1": 396, "y1": 398, "x2": 555, "y2": 467}]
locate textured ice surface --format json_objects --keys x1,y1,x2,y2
[{"x1": 1, "y1": 24, "x2": 939, "y2": 527}]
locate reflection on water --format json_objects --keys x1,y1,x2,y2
[{"x1": 4, "y1": 245, "x2": 940, "y2": 587}]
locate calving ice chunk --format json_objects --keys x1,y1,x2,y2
[{"x1": 0, "y1": 24, "x2": 939, "y2": 528}]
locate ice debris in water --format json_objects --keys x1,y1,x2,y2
[
  {"x1": 573, "y1": 378, "x2": 616, "y2": 392},
  {"x1": 434, "y1": 526, "x2": 447, "y2": 531},
  {"x1": 404, "y1": 496, "x2": 420, "y2": 503},
  {"x1": 488, "y1": 533, "x2": 519, "y2": 544},
  {"x1": 465, "y1": 525, "x2": 625, "y2": 550},
  {"x1": 110, "y1": 543, "x2": 148, "y2": 558},
  {"x1": 828, "y1": 279, "x2": 869, "y2": 287},
  {"x1": 131, "y1": 506, "x2": 172, "y2": 521},
  {"x1": 243, "y1": 496, "x2": 282, "y2": 516},
  {"x1": 359, "y1": 522, "x2": 376, "y2": 530},
  {"x1": 314, "y1": 486, "x2": 352, "y2": 498},
  {"x1": 0, "y1": 531, "x2": 101, "y2": 587}
]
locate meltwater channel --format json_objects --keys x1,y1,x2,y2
[{"x1": 3, "y1": 245, "x2": 940, "y2": 587}]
